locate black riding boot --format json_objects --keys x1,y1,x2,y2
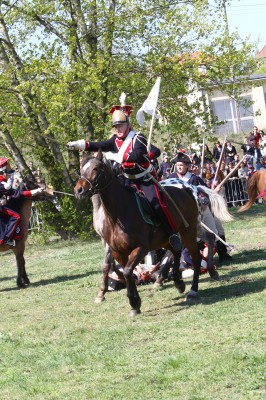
[
  {"x1": 153, "y1": 205, "x2": 182, "y2": 252},
  {"x1": 216, "y1": 235, "x2": 232, "y2": 264},
  {"x1": 169, "y1": 233, "x2": 182, "y2": 252}
]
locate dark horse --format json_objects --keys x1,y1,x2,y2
[
  {"x1": 0, "y1": 180, "x2": 54, "y2": 288},
  {"x1": 74, "y1": 150, "x2": 217, "y2": 316},
  {"x1": 238, "y1": 169, "x2": 266, "y2": 212}
]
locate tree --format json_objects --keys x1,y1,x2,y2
[{"x1": 0, "y1": 0, "x2": 258, "y2": 236}]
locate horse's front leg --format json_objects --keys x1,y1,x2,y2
[
  {"x1": 95, "y1": 243, "x2": 114, "y2": 303},
  {"x1": 123, "y1": 247, "x2": 146, "y2": 317},
  {"x1": 14, "y1": 245, "x2": 30, "y2": 288},
  {"x1": 186, "y1": 243, "x2": 201, "y2": 300}
]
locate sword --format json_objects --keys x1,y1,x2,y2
[
  {"x1": 200, "y1": 221, "x2": 234, "y2": 250},
  {"x1": 52, "y1": 190, "x2": 75, "y2": 197}
]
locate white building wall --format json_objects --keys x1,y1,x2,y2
[
  {"x1": 206, "y1": 80, "x2": 266, "y2": 133},
  {"x1": 252, "y1": 84, "x2": 266, "y2": 129}
]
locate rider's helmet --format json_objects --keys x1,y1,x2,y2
[
  {"x1": 111, "y1": 110, "x2": 129, "y2": 127},
  {"x1": 109, "y1": 105, "x2": 132, "y2": 127}
]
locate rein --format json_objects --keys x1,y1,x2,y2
[{"x1": 80, "y1": 163, "x2": 114, "y2": 195}]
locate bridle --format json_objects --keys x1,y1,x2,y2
[{"x1": 79, "y1": 161, "x2": 114, "y2": 195}]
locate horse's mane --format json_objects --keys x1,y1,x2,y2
[
  {"x1": 81, "y1": 155, "x2": 94, "y2": 167},
  {"x1": 81, "y1": 153, "x2": 115, "y2": 176}
]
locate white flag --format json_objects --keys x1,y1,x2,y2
[{"x1": 136, "y1": 77, "x2": 161, "y2": 126}]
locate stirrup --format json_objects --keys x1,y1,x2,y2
[
  {"x1": 4, "y1": 239, "x2": 15, "y2": 247},
  {"x1": 169, "y1": 234, "x2": 181, "y2": 252}
]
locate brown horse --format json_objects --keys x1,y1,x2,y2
[
  {"x1": 74, "y1": 150, "x2": 218, "y2": 316},
  {"x1": 0, "y1": 181, "x2": 54, "y2": 288},
  {"x1": 238, "y1": 169, "x2": 266, "y2": 212}
]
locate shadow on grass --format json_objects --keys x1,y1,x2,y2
[
  {"x1": 31, "y1": 270, "x2": 100, "y2": 287},
  {"x1": 0, "y1": 275, "x2": 17, "y2": 283},
  {"x1": 227, "y1": 249, "x2": 266, "y2": 265},
  {"x1": 232, "y1": 203, "x2": 266, "y2": 219},
  {"x1": 0, "y1": 270, "x2": 100, "y2": 292},
  {"x1": 194, "y1": 275, "x2": 266, "y2": 305},
  {"x1": 143, "y1": 274, "x2": 265, "y2": 315},
  {"x1": 143, "y1": 251, "x2": 266, "y2": 315}
]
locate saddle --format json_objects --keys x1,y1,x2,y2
[
  {"x1": 121, "y1": 179, "x2": 160, "y2": 227},
  {"x1": 134, "y1": 189, "x2": 160, "y2": 227}
]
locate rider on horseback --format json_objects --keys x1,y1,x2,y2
[
  {"x1": 0, "y1": 157, "x2": 43, "y2": 246},
  {"x1": 169, "y1": 152, "x2": 232, "y2": 263},
  {"x1": 67, "y1": 107, "x2": 181, "y2": 251}
]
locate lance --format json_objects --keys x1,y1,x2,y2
[
  {"x1": 200, "y1": 221, "x2": 234, "y2": 251},
  {"x1": 212, "y1": 135, "x2": 227, "y2": 187},
  {"x1": 200, "y1": 135, "x2": 205, "y2": 179},
  {"x1": 214, "y1": 155, "x2": 248, "y2": 193}
]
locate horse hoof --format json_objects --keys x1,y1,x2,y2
[
  {"x1": 130, "y1": 309, "x2": 141, "y2": 317},
  {"x1": 18, "y1": 284, "x2": 28, "y2": 289},
  {"x1": 175, "y1": 280, "x2": 186, "y2": 293},
  {"x1": 186, "y1": 289, "x2": 198, "y2": 301},
  {"x1": 95, "y1": 296, "x2": 105, "y2": 303},
  {"x1": 153, "y1": 280, "x2": 163, "y2": 289},
  {"x1": 210, "y1": 270, "x2": 219, "y2": 280}
]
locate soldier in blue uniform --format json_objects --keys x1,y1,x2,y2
[{"x1": 0, "y1": 157, "x2": 43, "y2": 246}]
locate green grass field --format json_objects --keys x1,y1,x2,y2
[{"x1": 0, "y1": 205, "x2": 265, "y2": 400}]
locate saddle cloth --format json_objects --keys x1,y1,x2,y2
[
  {"x1": 134, "y1": 191, "x2": 160, "y2": 227},
  {"x1": 160, "y1": 178, "x2": 200, "y2": 208}
]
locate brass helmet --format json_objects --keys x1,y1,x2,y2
[{"x1": 112, "y1": 110, "x2": 129, "y2": 127}]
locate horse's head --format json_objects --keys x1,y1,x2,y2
[{"x1": 74, "y1": 149, "x2": 112, "y2": 199}]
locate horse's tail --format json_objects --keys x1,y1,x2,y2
[
  {"x1": 198, "y1": 185, "x2": 233, "y2": 222},
  {"x1": 238, "y1": 173, "x2": 258, "y2": 212}
]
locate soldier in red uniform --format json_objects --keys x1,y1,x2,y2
[
  {"x1": 0, "y1": 157, "x2": 43, "y2": 246},
  {"x1": 67, "y1": 106, "x2": 181, "y2": 251}
]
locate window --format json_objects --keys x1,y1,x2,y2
[{"x1": 210, "y1": 95, "x2": 254, "y2": 134}]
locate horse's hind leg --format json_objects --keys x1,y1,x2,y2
[
  {"x1": 122, "y1": 247, "x2": 146, "y2": 317},
  {"x1": 14, "y1": 244, "x2": 30, "y2": 288},
  {"x1": 169, "y1": 249, "x2": 186, "y2": 294}
]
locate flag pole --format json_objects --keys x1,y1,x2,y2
[
  {"x1": 147, "y1": 77, "x2": 161, "y2": 151},
  {"x1": 212, "y1": 135, "x2": 227, "y2": 188},
  {"x1": 199, "y1": 135, "x2": 205, "y2": 178}
]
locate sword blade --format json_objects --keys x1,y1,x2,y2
[{"x1": 52, "y1": 190, "x2": 75, "y2": 197}]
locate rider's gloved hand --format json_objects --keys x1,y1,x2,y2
[
  {"x1": 30, "y1": 188, "x2": 44, "y2": 196},
  {"x1": 3, "y1": 181, "x2": 12, "y2": 190},
  {"x1": 105, "y1": 152, "x2": 122, "y2": 164},
  {"x1": 0, "y1": 196, "x2": 7, "y2": 206},
  {"x1": 67, "y1": 140, "x2": 86, "y2": 150}
]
